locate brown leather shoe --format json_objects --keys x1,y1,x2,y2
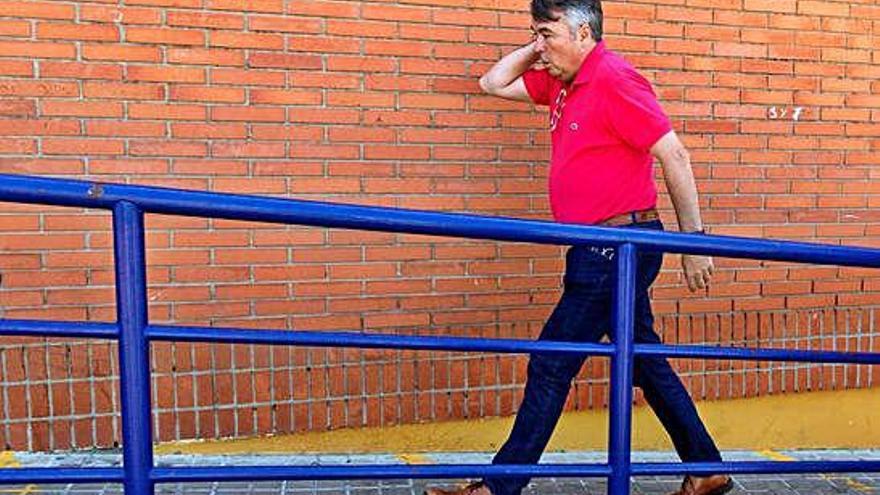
[
  {"x1": 668, "y1": 475, "x2": 734, "y2": 495},
  {"x1": 424, "y1": 481, "x2": 492, "y2": 495}
]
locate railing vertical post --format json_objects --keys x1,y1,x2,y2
[
  {"x1": 113, "y1": 201, "x2": 154, "y2": 495},
  {"x1": 608, "y1": 243, "x2": 637, "y2": 495}
]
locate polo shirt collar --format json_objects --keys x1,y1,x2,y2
[{"x1": 571, "y1": 40, "x2": 606, "y2": 87}]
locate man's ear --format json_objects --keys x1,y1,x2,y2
[{"x1": 577, "y1": 23, "x2": 592, "y2": 43}]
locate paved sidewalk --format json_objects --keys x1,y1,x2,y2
[{"x1": 1, "y1": 449, "x2": 878, "y2": 494}]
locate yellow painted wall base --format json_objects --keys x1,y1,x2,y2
[{"x1": 156, "y1": 387, "x2": 879, "y2": 455}]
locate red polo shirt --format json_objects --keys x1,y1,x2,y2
[{"x1": 523, "y1": 41, "x2": 672, "y2": 225}]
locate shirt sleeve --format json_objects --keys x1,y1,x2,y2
[
  {"x1": 522, "y1": 69, "x2": 554, "y2": 106},
  {"x1": 603, "y1": 69, "x2": 672, "y2": 152}
]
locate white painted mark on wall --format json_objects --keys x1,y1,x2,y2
[{"x1": 768, "y1": 106, "x2": 805, "y2": 121}]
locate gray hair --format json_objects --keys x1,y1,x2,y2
[{"x1": 531, "y1": 0, "x2": 603, "y2": 41}]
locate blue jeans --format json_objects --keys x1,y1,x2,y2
[{"x1": 484, "y1": 221, "x2": 721, "y2": 495}]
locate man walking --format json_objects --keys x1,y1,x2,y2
[{"x1": 425, "y1": 1, "x2": 732, "y2": 494}]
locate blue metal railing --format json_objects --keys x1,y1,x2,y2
[{"x1": 0, "y1": 173, "x2": 879, "y2": 494}]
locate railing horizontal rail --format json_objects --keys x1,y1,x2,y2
[
  {"x1": 147, "y1": 324, "x2": 615, "y2": 356},
  {"x1": 632, "y1": 460, "x2": 880, "y2": 476},
  {"x1": 5, "y1": 460, "x2": 879, "y2": 486},
  {"x1": 2, "y1": 319, "x2": 872, "y2": 365},
  {"x1": 0, "y1": 468, "x2": 125, "y2": 484},
  {"x1": 151, "y1": 465, "x2": 615, "y2": 483},
  {"x1": 1, "y1": 174, "x2": 879, "y2": 268},
  {"x1": 148, "y1": 460, "x2": 880, "y2": 482},
  {"x1": 0, "y1": 319, "x2": 118, "y2": 339},
  {"x1": 149, "y1": 325, "x2": 880, "y2": 364},
  {"x1": 637, "y1": 343, "x2": 880, "y2": 365}
]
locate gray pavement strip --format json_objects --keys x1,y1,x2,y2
[{"x1": 1, "y1": 450, "x2": 878, "y2": 494}]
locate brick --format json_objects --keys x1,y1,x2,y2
[
  {"x1": 291, "y1": 315, "x2": 361, "y2": 332},
  {"x1": 289, "y1": 177, "x2": 360, "y2": 194},
  {"x1": 290, "y1": 72, "x2": 360, "y2": 89},
  {"x1": 288, "y1": 108, "x2": 359, "y2": 124},
  {"x1": 167, "y1": 12, "x2": 243, "y2": 30},
  {"x1": 83, "y1": 82, "x2": 164, "y2": 100},
  {"x1": 435, "y1": 45, "x2": 499, "y2": 62},
  {"x1": 328, "y1": 91, "x2": 395, "y2": 108},
  {"x1": 685, "y1": 24, "x2": 740, "y2": 42},
  {"x1": 211, "y1": 106, "x2": 285, "y2": 122},
  {"x1": 656, "y1": 39, "x2": 711, "y2": 55},
  {"x1": 364, "y1": 312, "x2": 430, "y2": 328},
  {"x1": 172, "y1": 123, "x2": 246, "y2": 139},
  {"x1": 327, "y1": 56, "x2": 396, "y2": 73},
  {"x1": 367, "y1": 42, "x2": 430, "y2": 62},
  {"x1": 328, "y1": 19, "x2": 397, "y2": 38},
  {"x1": 745, "y1": 0, "x2": 796, "y2": 13},
  {"x1": 798, "y1": 1, "x2": 850, "y2": 17},
  {"x1": 129, "y1": 103, "x2": 206, "y2": 120},
  {"x1": 714, "y1": 41, "x2": 767, "y2": 58},
  {"x1": 47, "y1": 288, "x2": 115, "y2": 305},
  {"x1": 0, "y1": 60, "x2": 32, "y2": 77},
  {"x1": 469, "y1": 27, "x2": 528, "y2": 45},
  {"x1": 129, "y1": 140, "x2": 207, "y2": 157},
  {"x1": 126, "y1": 27, "x2": 205, "y2": 45},
  {"x1": 211, "y1": 68, "x2": 286, "y2": 87},
  {"x1": 174, "y1": 266, "x2": 249, "y2": 283},
  {"x1": 401, "y1": 59, "x2": 467, "y2": 76},
  {"x1": 289, "y1": 144, "x2": 359, "y2": 159},
  {"x1": 80, "y1": 5, "x2": 162, "y2": 25},
  {"x1": 127, "y1": 66, "x2": 206, "y2": 83},
  {"x1": 251, "y1": 124, "x2": 323, "y2": 141},
  {"x1": 0, "y1": 119, "x2": 79, "y2": 136},
  {"x1": 365, "y1": 5, "x2": 428, "y2": 22},
  {"x1": 175, "y1": 302, "x2": 250, "y2": 319},
  {"x1": 0, "y1": 2, "x2": 75, "y2": 20},
  {"x1": 167, "y1": 48, "x2": 245, "y2": 66},
  {"x1": 170, "y1": 85, "x2": 244, "y2": 103},
  {"x1": 83, "y1": 44, "x2": 161, "y2": 62},
  {"x1": 401, "y1": 23, "x2": 466, "y2": 42},
  {"x1": 248, "y1": 52, "x2": 324, "y2": 69},
  {"x1": 37, "y1": 22, "x2": 120, "y2": 41},
  {"x1": 87, "y1": 121, "x2": 165, "y2": 137},
  {"x1": 211, "y1": 31, "x2": 284, "y2": 50},
  {"x1": 40, "y1": 61, "x2": 123, "y2": 80},
  {"x1": 126, "y1": 0, "x2": 200, "y2": 6},
  {"x1": 249, "y1": 15, "x2": 321, "y2": 33},
  {"x1": 288, "y1": 36, "x2": 360, "y2": 54},
  {"x1": 0, "y1": 40, "x2": 75, "y2": 59},
  {"x1": 715, "y1": 10, "x2": 768, "y2": 27},
  {"x1": 211, "y1": 142, "x2": 286, "y2": 159},
  {"x1": 328, "y1": 127, "x2": 395, "y2": 143},
  {"x1": 42, "y1": 138, "x2": 123, "y2": 155},
  {"x1": 89, "y1": 159, "x2": 169, "y2": 175},
  {"x1": 207, "y1": 0, "x2": 282, "y2": 12}
]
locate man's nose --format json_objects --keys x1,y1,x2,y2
[{"x1": 534, "y1": 36, "x2": 546, "y2": 53}]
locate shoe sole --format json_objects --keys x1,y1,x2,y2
[{"x1": 707, "y1": 479, "x2": 735, "y2": 495}]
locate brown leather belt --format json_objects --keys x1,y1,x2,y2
[{"x1": 600, "y1": 208, "x2": 659, "y2": 227}]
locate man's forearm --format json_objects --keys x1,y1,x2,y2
[
  {"x1": 663, "y1": 156, "x2": 703, "y2": 233},
  {"x1": 652, "y1": 132, "x2": 704, "y2": 233},
  {"x1": 479, "y1": 42, "x2": 538, "y2": 94}
]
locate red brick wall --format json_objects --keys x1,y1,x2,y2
[{"x1": 0, "y1": 0, "x2": 879, "y2": 451}]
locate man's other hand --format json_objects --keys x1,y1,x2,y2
[{"x1": 681, "y1": 254, "x2": 713, "y2": 292}]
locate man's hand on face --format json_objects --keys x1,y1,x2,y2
[
  {"x1": 522, "y1": 40, "x2": 545, "y2": 70},
  {"x1": 681, "y1": 254, "x2": 714, "y2": 292}
]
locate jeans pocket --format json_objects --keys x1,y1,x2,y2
[{"x1": 563, "y1": 245, "x2": 614, "y2": 287}]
